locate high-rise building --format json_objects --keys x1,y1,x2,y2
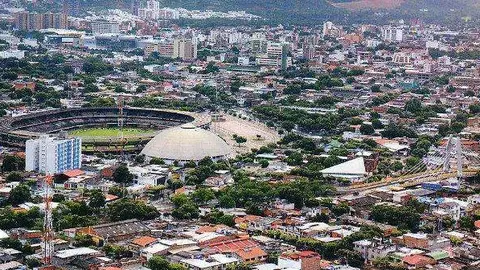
[
  {"x1": 173, "y1": 39, "x2": 197, "y2": 60},
  {"x1": 91, "y1": 20, "x2": 120, "y2": 35},
  {"x1": 131, "y1": 0, "x2": 140, "y2": 16},
  {"x1": 303, "y1": 44, "x2": 315, "y2": 60},
  {"x1": 281, "y1": 43, "x2": 289, "y2": 71},
  {"x1": 14, "y1": 12, "x2": 68, "y2": 31},
  {"x1": 26, "y1": 135, "x2": 82, "y2": 174}
]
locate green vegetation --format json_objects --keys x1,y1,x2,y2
[{"x1": 69, "y1": 127, "x2": 155, "y2": 138}]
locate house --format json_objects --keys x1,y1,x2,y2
[
  {"x1": 205, "y1": 238, "x2": 268, "y2": 264},
  {"x1": 130, "y1": 236, "x2": 157, "y2": 251},
  {"x1": 75, "y1": 219, "x2": 150, "y2": 244},
  {"x1": 0, "y1": 261, "x2": 24, "y2": 270},
  {"x1": 353, "y1": 239, "x2": 396, "y2": 261},
  {"x1": 180, "y1": 254, "x2": 239, "y2": 270},
  {"x1": 140, "y1": 243, "x2": 169, "y2": 260},
  {"x1": 402, "y1": 254, "x2": 435, "y2": 268},
  {"x1": 394, "y1": 233, "x2": 450, "y2": 251},
  {"x1": 53, "y1": 247, "x2": 100, "y2": 266}
]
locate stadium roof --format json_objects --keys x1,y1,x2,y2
[
  {"x1": 141, "y1": 124, "x2": 231, "y2": 161},
  {"x1": 321, "y1": 157, "x2": 367, "y2": 179}
]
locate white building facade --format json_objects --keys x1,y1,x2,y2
[{"x1": 26, "y1": 135, "x2": 82, "y2": 174}]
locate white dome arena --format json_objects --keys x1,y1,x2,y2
[{"x1": 141, "y1": 124, "x2": 232, "y2": 163}]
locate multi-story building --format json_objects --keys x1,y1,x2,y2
[
  {"x1": 255, "y1": 42, "x2": 291, "y2": 69},
  {"x1": 382, "y1": 26, "x2": 404, "y2": 42},
  {"x1": 138, "y1": 0, "x2": 179, "y2": 20},
  {"x1": 91, "y1": 21, "x2": 120, "y2": 35},
  {"x1": 250, "y1": 39, "x2": 268, "y2": 54},
  {"x1": 158, "y1": 41, "x2": 175, "y2": 57},
  {"x1": 26, "y1": 135, "x2": 82, "y2": 174},
  {"x1": 173, "y1": 39, "x2": 197, "y2": 60},
  {"x1": 14, "y1": 12, "x2": 68, "y2": 31}
]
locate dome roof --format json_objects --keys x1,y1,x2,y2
[{"x1": 141, "y1": 124, "x2": 231, "y2": 161}]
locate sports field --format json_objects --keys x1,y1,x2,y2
[{"x1": 69, "y1": 127, "x2": 156, "y2": 138}]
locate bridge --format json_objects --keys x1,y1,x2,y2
[{"x1": 338, "y1": 136, "x2": 480, "y2": 194}]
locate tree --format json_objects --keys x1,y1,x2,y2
[
  {"x1": 150, "y1": 157, "x2": 165, "y2": 165},
  {"x1": 108, "y1": 186, "x2": 126, "y2": 198},
  {"x1": 1, "y1": 155, "x2": 25, "y2": 172},
  {"x1": 5, "y1": 172, "x2": 24, "y2": 183},
  {"x1": 206, "y1": 209, "x2": 235, "y2": 227},
  {"x1": 405, "y1": 98, "x2": 422, "y2": 114},
  {"x1": 360, "y1": 124, "x2": 375, "y2": 135},
  {"x1": 332, "y1": 202, "x2": 349, "y2": 217},
  {"x1": 218, "y1": 194, "x2": 236, "y2": 208},
  {"x1": 370, "y1": 204, "x2": 421, "y2": 232},
  {"x1": 107, "y1": 199, "x2": 158, "y2": 222},
  {"x1": 171, "y1": 194, "x2": 199, "y2": 220},
  {"x1": 371, "y1": 85, "x2": 381, "y2": 92},
  {"x1": 88, "y1": 189, "x2": 106, "y2": 209},
  {"x1": 259, "y1": 159, "x2": 269, "y2": 168},
  {"x1": 147, "y1": 256, "x2": 170, "y2": 270},
  {"x1": 190, "y1": 188, "x2": 216, "y2": 204},
  {"x1": 8, "y1": 184, "x2": 31, "y2": 205},
  {"x1": 337, "y1": 249, "x2": 364, "y2": 268},
  {"x1": 136, "y1": 85, "x2": 147, "y2": 93},
  {"x1": 459, "y1": 216, "x2": 475, "y2": 231},
  {"x1": 103, "y1": 244, "x2": 131, "y2": 259},
  {"x1": 73, "y1": 234, "x2": 95, "y2": 247},
  {"x1": 470, "y1": 103, "x2": 480, "y2": 114},
  {"x1": 135, "y1": 154, "x2": 146, "y2": 164},
  {"x1": 114, "y1": 85, "x2": 125, "y2": 93},
  {"x1": 371, "y1": 119, "x2": 384, "y2": 129},
  {"x1": 233, "y1": 134, "x2": 247, "y2": 146},
  {"x1": 205, "y1": 62, "x2": 219, "y2": 73},
  {"x1": 113, "y1": 165, "x2": 134, "y2": 185},
  {"x1": 83, "y1": 84, "x2": 99, "y2": 93},
  {"x1": 281, "y1": 121, "x2": 295, "y2": 132},
  {"x1": 25, "y1": 258, "x2": 41, "y2": 268}
]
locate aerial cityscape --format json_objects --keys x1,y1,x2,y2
[{"x1": 0, "y1": 0, "x2": 479, "y2": 269}]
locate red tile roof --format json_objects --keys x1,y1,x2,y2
[
  {"x1": 235, "y1": 246, "x2": 267, "y2": 261},
  {"x1": 131, "y1": 236, "x2": 157, "y2": 247},
  {"x1": 63, "y1": 169, "x2": 85, "y2": 178},
  {"x1": 207, "y1": 238, "x2": 259, "y2": 253},
  {"x1": 403, "y1": 254, "x2": 433, "y2": 266},
  {"x1": 475, "y1": 220, "x2": 480, "y2": 229}
]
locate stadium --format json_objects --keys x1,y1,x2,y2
[{"x1": 0, "y1": 107, "x2": 210, "y2": 153}]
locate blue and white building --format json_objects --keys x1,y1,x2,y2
[{"x1": 25, "y1": 135, "x2": 82, "y2": 174}]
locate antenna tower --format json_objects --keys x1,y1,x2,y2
[{"x1": 42, "y1": 175, "x2": 54, "y2": 265}]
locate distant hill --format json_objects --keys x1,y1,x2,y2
[
  {"x1": 329, "y1": 0, "x2": 406, "y2": 11},
  {"x1": 28, "y1": 0, "x2": 480, "y2": 25},
  {"x1": 160, "y1": 0, "x2": 479, "y2": 24}
]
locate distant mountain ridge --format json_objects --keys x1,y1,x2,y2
[{"x1": 28, "y1": 0, "x2": 480, "y2": 24}]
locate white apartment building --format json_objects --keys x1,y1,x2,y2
[
  {"x1": 382, "y1": 26, "x2": 403, "y2": 42},
  {"x1": 26, "y1": 135, "x2": 82, "y2": 174},
  {"x1": 138, "y1": 0, "x2": 179, "y2": 20}
]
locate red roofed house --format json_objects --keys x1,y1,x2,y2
[
  {"x1": 278, "y1": 251, "x2": 322, "y2": 270},
  {"x1": 474, "y1": 220, "x2": 480, "y2": 229},
  {"x1": 62, "y1": 169, "x2": 85, "y2": 178},
  {"x1": 402, "y1": 254, "x2": 435, "y2": 268},
  {"x1": 130, "y1": 236, "x2": 157, "y2": 251},
  {"x1": 13, "y1": 81, "x2": 35, "y2": 91},
  {"x1": 205, "y1": 238, "x2": 267, "y2": 264}
]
